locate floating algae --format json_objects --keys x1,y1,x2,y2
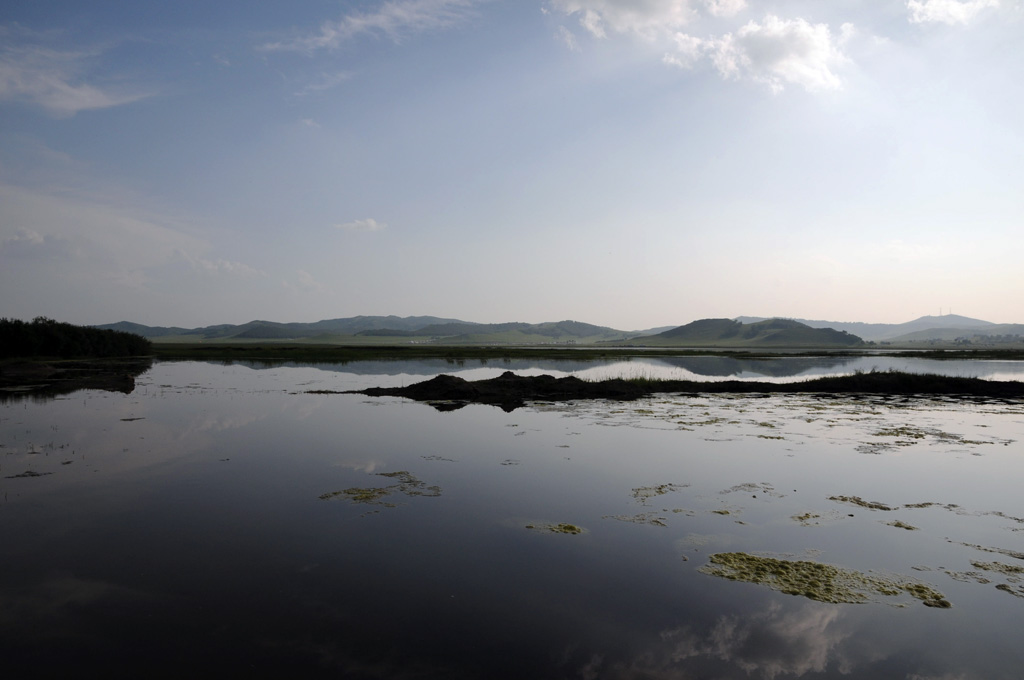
[
  {"x1": 699, "y1": 552, "x2": 950, "y2": 608},
  {"x1": 319, "y1": 470, "x2": 441, "y2": 507},
  {"x1": 971, "y1": 561, "x2": 1024, "y2": 577},
  {"x1": 604, "y1": 512, "x2": 669, "y2": 527},
  {"x1": 525, "y1": 522, "x2": 585, "y2": 535},
  {"x1": 886, "y1": 520, "x2": 919, "y2": 530},
  {"x1": 995, "y1": 584, "x2": 1024, "y2": 598},
  {"x1": 829, "y1": 495, "x2": 895, "y2": 511},
  {"x1": 955, "y1": 542, "x2": 1024, "y2": 561},
  {"x1": 792, "y1": 512, "x2": 822, "y2": 526},
  {"x1": 631, "y1": 483, "x2": 687, "y2": 506}
]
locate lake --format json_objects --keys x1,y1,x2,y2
[{"x1": 2, "y1": 357, "x2": 1024, "y2": 678}]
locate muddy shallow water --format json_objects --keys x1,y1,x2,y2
[{"x1": 2, "y1": 360, "x2": 1023, "y2": 678}]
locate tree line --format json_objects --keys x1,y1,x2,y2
[{"x1": 0, "y1": 317, "x2": 152, "y2": 359}]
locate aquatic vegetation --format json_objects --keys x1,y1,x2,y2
[
  {"x1": 956, "y1": 542, "x2": 1024, "y2": 561},
  {"x1": 319, "y1": 470, "x2": 441, "y2": 507},
  {"x1": 700, "y1": 552, "x2": 951, "y2": 607},
  {"x1": 631, "y1": 483, "x2": 687, "y2": 505},
  {"x1": 525, "y1": 522, "x2": 584, "y2": 535},
  {"x1": 829, "y1": 495, "x2": 895, "y2": 511},
  {"x1": 720, "y1": 482, "x2": 784, "y2": 499},
  {"x1": 604, "y1": 512, "x2": 668, "y2": 527},
  {"x1": 792, "y1": 512, "x2": 822, "y2": 526},
  {"x1": 970, "y1": 561, "x2": 1024, "y2": 577},
  {"x1": 886, "y1": 520, "x2": 919, "y2": 530},
  {"x1": 873, "y1": 426, "x2": 927, "y2": 440},
  {"x1": 995, "y1": 584, "x2": 1024, "y2": 598}
]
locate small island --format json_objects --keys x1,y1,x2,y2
[{"x1": 344, "y1": 370, "x2": 1024, "y2": 411}]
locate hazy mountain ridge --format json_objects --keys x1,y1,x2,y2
[
  {"x1": 94, "y1": 316, "x2": 640, "y2": 343},
  {"x1": 734, "y1": 314, "x2": 998, "y2": 342},
  {"x1": 94, "y1": 314, "x2": 1021, "y2": 347}
]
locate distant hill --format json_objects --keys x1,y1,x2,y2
[
  {"x1": 96, "y1": 314, "x2": 1019, "y2": 347},
  {"x1": 94, "y1": 315, "x2": 468, "y2": 341},
  {"x1": 95, "y1": 321, "x2": 192, "y2": 338},
  {"x1": 886, "y1": 324, "x2": 1024, "y2": 345},
  {"x1": 622, "y1": 318, "x2": 864, "y2": 348},
  {"x1": 95, "y1": 316, "x2": 637, "y2": 344},
  {"x1": 734, "y1": 314, "x2": 994, "y2": 342}
]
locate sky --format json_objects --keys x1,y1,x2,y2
[{"x1": 1, "y1": 0, "x2": 1022, "y2": 330}]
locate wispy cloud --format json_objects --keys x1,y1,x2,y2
[
  {"x1": 0, "y1": 227, "x2": 77, "y2": 260},
  {"x1": 283, "y1": 269, "x2": 326, "y2": 293},
  {"x1": 294, "y1": 71, "x2": 352, "y2": 97},
  {"x1": 336, "y1": 218, "x2": 387, "y2": 232},
  {"x1": 0, "y1": 32, "x2": 153, "y2": 116},
  {"x1": 907, "y1": 0, "x2": 1000, "y2": 25},
  {"x1": 551, "y1": 0, "x2": 697, "y2": 40},
  {"x1": 262, "y1": 0, "x2": 484, "y2": 52},
  {"x1": 665, "y1": 16, "x2": 851, "y2": 92},
  {"x1": 557, "y1": 25, "x2": 581, "y2": 52},
  {"x1": 172, "y1": 249, "x2": 265, "y2": 277}
]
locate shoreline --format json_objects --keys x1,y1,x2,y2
[{"x1": 345, "y1": 370, "x2": 1024, "y2": 411}]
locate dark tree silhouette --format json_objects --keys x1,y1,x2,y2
[{"x1": 0, "y1": 317, "x2": 151, "y2": 359}]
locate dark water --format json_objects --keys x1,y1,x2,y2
[{"x1": 2, "y1": 360, "x2": 1024, "y2": 678}]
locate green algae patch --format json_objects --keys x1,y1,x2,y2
[
  {"x1": 320, "y1": 470, "x2": 441, "y2": 507},
  {"x1": 631, "y1": 483, "x2": 687, "y2": 506},
  {"x1": 995, "y1": 584, "x2": 1024, "y2": 598},
  {"x1": 525, "y1": 522, "x2": 585, "y2": 535},
  {"x1": 971, "y1": 561, "x2": 1024, "y2": 577},
  {"x1": 829, "y1": 495, "x2": 895, "y2": 511},
  {"x1": 887, "y1": 520, "x2": 919, "y2": 530},
  {"x1": 792, "y1": 512, "x2": 822, "y2": 526},
  {"x1": 699, "y1": 552, "x2": 950, "y2": 608},
  {"x1": 604, "y1": 512, "x2": 668, "y2": 527}
]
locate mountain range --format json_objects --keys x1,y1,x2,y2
[{"x1": 93, "y1": 313, "x2": 1024, "y2": 348}]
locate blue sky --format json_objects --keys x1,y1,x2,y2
[{"x1": 1, "y1": 0, "x2": 1021, "y2": 329}]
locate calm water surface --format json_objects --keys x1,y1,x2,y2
[{"x1": 2, "y1": 359, "x2": 1024, "y2": 678}]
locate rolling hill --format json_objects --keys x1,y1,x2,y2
[
  {"x1": 620, "y1": 318, "x2": 865, "y2": 348},
  {"x1": 734, "y1": 314, "x2": 996, "y2": 342}
]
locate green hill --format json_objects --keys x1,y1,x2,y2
[{"x1": 622, "y1": 318, "x2": 864, "y2": 348}]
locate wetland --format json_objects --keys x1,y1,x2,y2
[{"x1": 2, "y1": 354, "x2": 1024, "y2": 677}]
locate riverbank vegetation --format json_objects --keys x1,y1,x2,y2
[{"x1": 1, "y1": 317, "x2": 151, "y2": 359}]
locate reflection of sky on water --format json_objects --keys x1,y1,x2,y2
[{"x1": 2, "y1": 362, "x2": 1024, "y2": 677}]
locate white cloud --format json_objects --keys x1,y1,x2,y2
[
  {"x1": 0, "y1": 40, "x2": 152, "y2": 116},
  {"x1": 907, "y1": 0, "x2": 1000, "y2": 25},
  {"x1": 666, "y1": 15, "x2": 849, "y2": 92},
  {"x1": 703, "y1": 0, "x2": 746, "y2": 18},
  {"x1": 283, "y1": 269, "x2": 326, "y2": 293},
  {"x1": 557, "y1": 25, "x2": 581, "y2": 51},
  {"x1": 263, "y1": 0, "x2": 483, "y2": 52},
  {"x1": 336, "y1": 218, "x2": 387, "y2": 232},
  {"x1": 551, "y1": 0, "x2": 697, "y2": 39}
]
